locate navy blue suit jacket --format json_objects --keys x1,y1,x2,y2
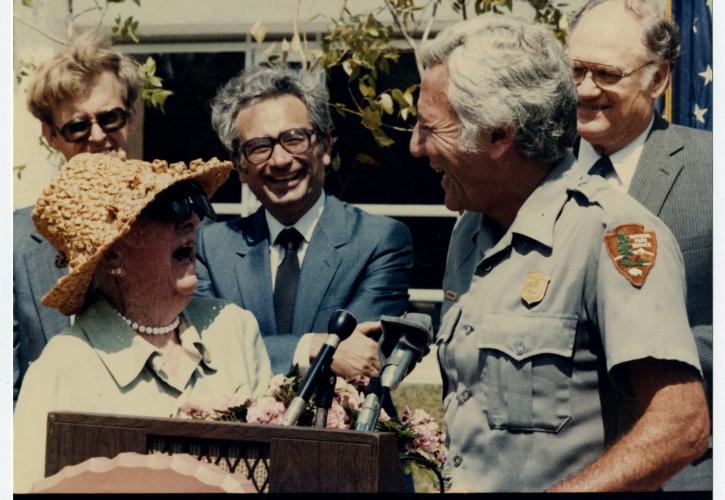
[
  {"x1": 195, "y1": 195, "x2": 413, "y2": 375},
  {"x1": 13, "y1": 206, "x2": 70, "y2": 404}
]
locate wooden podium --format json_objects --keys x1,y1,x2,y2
[{"x1": 44, "y1": 412, "x2": 406, "y2": 493}]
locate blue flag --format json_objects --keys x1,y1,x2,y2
[{"x1": 671, "y1": 0, "x2": 713, "y2": 130}]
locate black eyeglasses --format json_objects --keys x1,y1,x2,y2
[
  {"x1": 571, "y1": 59, "x2": 656, "y2": 88},
  {"x1": 53, "y1": 107, "x2": 129, "y2": 143},
  {"x1": 141, "y1": 181, "x2": 217, "y2": 223},
  {"x1": 235, "y1": 127, "x2": 316, "y2": 165}
]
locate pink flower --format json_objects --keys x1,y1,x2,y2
[
  {"x1": 325, "y1": 401, "x2": 350, "y2": 429},
  {"x1": 175, "y1": 401, "x2": 213, "y2": 420},
  {"x1": 400, "y1": 406, "x2": 447, "y2": 467},
  {"x1": 175, "y1": 393, "x2": 248, "y2": 420},
  {"x1": 334, "y1": 378, "x2": 365, "y2": 412},
  {"x1": 246, "y1": 396, "x2": 286, "y2": 424}
]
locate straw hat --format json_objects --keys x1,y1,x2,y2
[{"x1": 32, "y1": 153, "x2": 232, "y2": 315}]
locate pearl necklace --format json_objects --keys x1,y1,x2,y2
[{"x1": 115, "y1": 309, "x2": 180, "y2": 335}]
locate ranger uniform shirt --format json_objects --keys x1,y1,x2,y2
[{"x1": 438, "y1": 153, "x2": 701, "y2": 492}]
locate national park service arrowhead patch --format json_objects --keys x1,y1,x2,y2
[
  {"x1": 522, "y1": 271, "x2": 550, "y2": 306},
  {"x1": 604, "y1": 224, "x2": 657, "y2": 287}
]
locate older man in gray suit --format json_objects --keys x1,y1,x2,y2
[{"x1": 568, "y1": 0, "x2": 712, "y2": 490}]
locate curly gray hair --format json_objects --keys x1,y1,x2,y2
[
  {"x1": 419, "y1": 13, "x2": 577, "y2": 162},
  {"x1": 210, "y1": 65, "x2": 333, "y2": 159},
  {"x1": 569, "y1": 0, "x2": 681, "y2": 67}
]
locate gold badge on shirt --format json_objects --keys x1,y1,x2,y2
[
  {"x1": 522, "y1": 271, "x2": 550, "y2": 306},
  {"x1": 603, "y1": 223, "x2": 657, "y2": 287}
]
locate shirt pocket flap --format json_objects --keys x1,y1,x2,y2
[{"x1": 476, "y1": 312, "x2": 577, "y2": 362}]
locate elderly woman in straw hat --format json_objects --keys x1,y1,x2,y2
[{"x1": 13, "y1": 153, "x2": 272, "y2": 492}]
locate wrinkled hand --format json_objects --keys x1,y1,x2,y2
[{"x1": 308, "y1": 321, "x2": 382, "y2": 379}]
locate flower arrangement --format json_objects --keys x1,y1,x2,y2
[{"x1": 176, "y1": 371, "x2": 447, "y2": 490}]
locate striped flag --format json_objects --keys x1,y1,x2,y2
[{"x1": 671, "y1": 0, "x2": 713, "y2": 130}]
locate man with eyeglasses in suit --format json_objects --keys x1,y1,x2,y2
[
  {"x1": 568, "y1": 0, "x2": 713, "y2": 491},
  {"x1": 196, "y1": 65, "x2": 413, "y2": 378},
  {"x1": 14, "y1": 31, "x2": 141, "y2": 405}
]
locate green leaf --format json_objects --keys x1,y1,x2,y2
[
  {"x1": 358, "y1": 80, "x2": 375, "y2": 98},
  {"x1": 145, "y1": 56, "x2": 156, "y2": 73},
  {"x1": 391, "y1": 88, "x2": 406, "y2": 106},
  {"x1": 361, "y1": 107, "x2": 381, "y2": 129},
  {"x1": 14, "y1": 164, "x2": 26, "y2": 180},
  {"x1": 378, "y1": 93, "x2": 394, "y2": 115},
  {"x1": 372, "y1": 128, "x2": 395, "y2": 147},
  {"x1": 331, "y1": 153, "x2": 342, "y2": 171},
  {"x1": 355, "y1": 153, "x2": 378, "y2": 165}
]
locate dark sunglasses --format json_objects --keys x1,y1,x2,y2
[
  {"x1": 234, "y1": 127, "x2": 316, "y2": 165},
  {"x1": 571, "y1": 59, "x2": 655, "y2": 88},
  {"x1": 53, "y1": 107, "x2": 129, "y2": 143},
  {"x1": 141, "y1": 181, "x2": 217, "y2": 223}
]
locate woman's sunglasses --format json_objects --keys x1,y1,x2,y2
[
  {"x1": 53, "y1": 107, "x2": 129, "y2": 143},
  {"x1": 141, "y1": 181, "x2": 217, "y2": 223}
]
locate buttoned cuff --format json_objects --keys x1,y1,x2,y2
[{"x1": 292, "y1": 333, "x2": 313, "y2": 377}]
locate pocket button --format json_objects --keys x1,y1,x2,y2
[
  {"x1": 463, "y1": 324, "x2": 474, "y2": 335},
  {"x1": 452, "y1": 455, "x2": 463, "y2": 467},
  {"x1": 461, "y1": 389, "x2": 472, "y2": 402},
  {"x1": 515, "y1": 341, "x2": 525, "y2": 356}
]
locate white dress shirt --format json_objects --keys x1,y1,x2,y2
[
  {"x1": 265, "y1": 193, "x2": 326, "y2": 290},
  {"x1": 264, "y1": 193, "x2": 326, "y2": 372},
  {"x1": 578, "y1": 116, "x2": 654, "y2": 192}
]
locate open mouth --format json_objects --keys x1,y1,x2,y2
[
  {"x1": 172, "y1": 242, "x2": 195, "y2": 263},
  {"x1": 267, "y1": 168, "x2": 306, "y2": 184}
]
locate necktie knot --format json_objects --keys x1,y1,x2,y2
[
  {"x1": 276, "y1": 227, "x2": 303, "y2": 252},
  {"x1": 588, "y1": 155, "x2": 614, "y2": 178}
]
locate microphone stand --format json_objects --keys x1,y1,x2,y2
[{"x1": 313, "y1": 364, "x2": 336, "y2": 428}]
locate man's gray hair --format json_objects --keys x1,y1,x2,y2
[
  {"x1": 419, "y1": 13, "x2": 577, "y2": 162},
  {"x1": 569, "y1": 0, "x2": 681, "y2": 66},
  {"x1": 211, "y1": 65, "x2": 333, "y2": 154}
]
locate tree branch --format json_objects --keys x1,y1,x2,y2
[
  {"x1": 292, "y1": 0, "x2": 308, "y2": 70},
  {"x1": 382, "y1": 0, "x2": 423, "y2": 79},
  {"x1": 70, "y1": 5, "x2": 102, "y2": 21},
  {"x1": 421, "y1": 0, "x2": 441, "y2": 43},
  {"x1": 13, "y1": 15, "x2": 68, "y2": 45}
]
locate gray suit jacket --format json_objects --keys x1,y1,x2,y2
[
  {"x1": 13, "y1": 206, "x2": 70, "y2": 403},
  {"x1": 635, "y1": 117, "x2": 713, "y2": 492},
  {"x1": 580, "y1": 116, "x2": 713, "y2": 490},
  {"x1": 195, "y1": 195, "x2": 413, "y2": 375},
  {"x1": 630, "y1": 115, "x2": 712, "y2": 327}
]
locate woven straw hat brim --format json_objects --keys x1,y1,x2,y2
[{"x1": 35, "y1": 154, "x2": 231, "y2": 316}]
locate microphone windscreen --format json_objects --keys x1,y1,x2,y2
[
  {"x1": 378, "y1": 312, "x2": 434, "y2": 360},
  {"x1": 327, "y1": 309, "x2": 357, "y2": 341}
]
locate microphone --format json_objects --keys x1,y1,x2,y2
[
  {"x1": 379, "y1": 313, "x2": 433, "y2": 390},
  {"x1": 283, "y1": 309, "x2": 357, "y2": 426},
  {"x1": 356, "y1": 313, "x2": 434, "y2": 431}
]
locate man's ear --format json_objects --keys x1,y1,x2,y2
[
  {"x1": 321, "y1": 135, "x2": 332, "y2": 167},
  {"x1": 42, "y1": 122, "x2": 59, "y2": 150},
  {"x1": 649, "y1": 61, "x2": 671, "y2": 99},
  {"x1": 235, "y1": 163, "x2": 248, "y2": 184},
  {"x1": 126, "y1": 107, "x2": 137, "y2": 133},
  {"x1": 485, "y1": 127, "x2": 515, "y2": 161}
]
